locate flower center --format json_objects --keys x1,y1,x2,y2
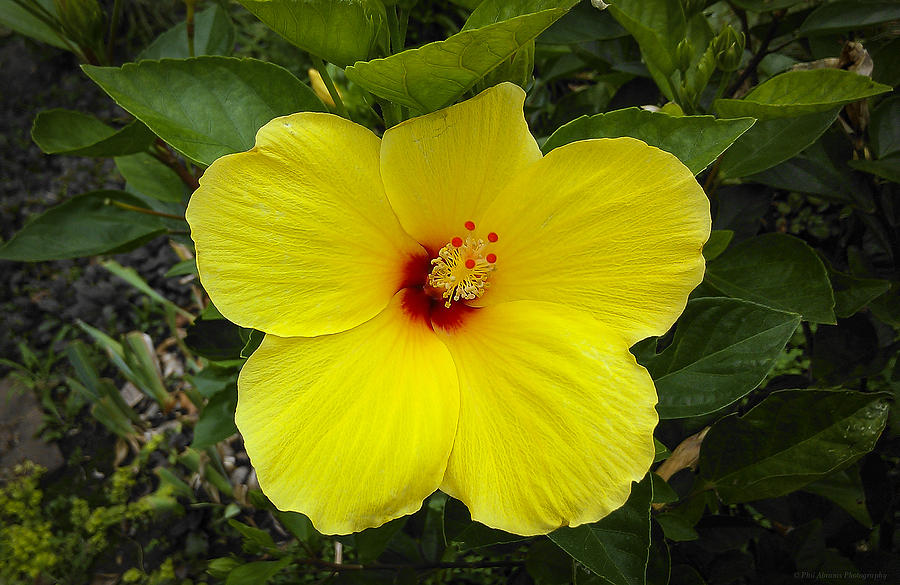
[{"x1": 427, "y1": 221, "x2": 498, "y2": 308}]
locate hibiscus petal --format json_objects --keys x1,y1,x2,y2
[
  {"x1": 186, "y1": 113, "x2": 426, "y2": 337},
  {"x1": 478, "y1": 137, "x2": 711, "y2": 345},
  {"x1": 237, "y1": 289, "x2": 459, "y2": 535},
  {"x1": 433, "y1": 300, "x2": 657, "y2": 536},
  {"x1": 380, "y1": 82, "x2": 542, "y2": 253}
]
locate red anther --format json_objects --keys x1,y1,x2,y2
[
  {"x1": 465, "y1": 259, "x2": 476, "y2": 269},
  {"x1": 486, "y1": 253, "x2": 497, "y2": 263},
  {"x1": 464, "y1": 221, "x2": 476, "y2": 231},
  {"x1": 451, "y1": 237, "x2": 463, "y2": 247},
  {"x1": 487, "y1": 232, "x2": 498, "y2": 242}
]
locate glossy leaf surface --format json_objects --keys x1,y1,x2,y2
[
  {"x1": 31, "y1": 109, "x2": 155, "y2": 157},
  {"x1": 346, "y1": 7, "x2": 570, "y2": 112},
  {"x1": 705, "y1": 233, "x2": 836, "y2": 323},
  {"x1": 542, "y1": 108, "x2": 754, "y2": 174},
  {"x1": 550, "y1": 475, "x2": 652, "y2": 585},
  {"x1": 700, "y1": 390, "x2": 889, "y2": 503},
  {"x1": 83, "y1": 57, "x2": 325, "y2": 166},
  {"x1": 237, "y1": 0, "x2": 388, "y2": 66},
  {"x1": 0, "y1": 191, "x2": 166, "y2": 261},
  {"x1": 643, "y1": 298, "x2": 800, "y2": 419}
]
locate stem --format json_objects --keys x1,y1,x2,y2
[
  {"x1": 398, "y1": 7, "x2": 410, "y2": 49},
  {"x1": 310, "y1": 55, "x2": 349, "y2": 118},
  {"x1": 386, "y1": 6, "x2": 402, "y2": 53},
  {"x1": 714, "y1": 70, "x2": 733, "y2": 103},
  {"x1": 152, "y1": 140, "x2": 201, "y2": 191},
  {"x1": 109, "y1": 200, "x2": 185, "y2": 221},
  {"x1": 106, "y1": 0, "x2": 123, "y2": 64},
  {"x1": 185, "y1": 0, "x2": 196, "y2": 58},
  {"x1": 725, "y1": 12, "x2": 782, "y2": 97}
]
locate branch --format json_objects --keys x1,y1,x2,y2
[
  {"x1": 152, "y1": 140, "x2": 201, "y2": 191},
  {"x1": 726, "y1": 12, "x2": 783, "y2": 98}
]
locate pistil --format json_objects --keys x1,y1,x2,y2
[{"x1": 427, "y1": 222, "x2": 498, "y2": 308}]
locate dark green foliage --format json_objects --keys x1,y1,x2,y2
[{"x1": 1, "y1": 0, "x2": 898, "y2": 583}]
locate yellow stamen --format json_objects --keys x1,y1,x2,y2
[{"x1": 428, "y1": 236, "x2": 495, "y2": 307}]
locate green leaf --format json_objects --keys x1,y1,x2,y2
[
  {"x1": 715, "y1": 69, "x2": 892, "y2": 120},
  {"x1": 346, "y1": 8, "x2": 571, "y2": 113},
  {"x1": 550, "y1": 475, "x2": 652, "y2": 585},
  {"x1": 115, "y1": 153, "x2": 186, "y2": 203},
  {"x1": 655, "y1": 513, "x2": 699, "y2": 542},
  {"x1": 463, "y1": 0, "x2": 578, "y2": 30},
  {"x1": 643, "y1": 298, "x2": 800, "y2": 419},
  {"x1": 748, "y1": 148, "x2": 866, "y2": 208},
  {"x1": 798, "y1": 1, "x2": 900, "y2": 36},
  {"x1": 718, "y1": 108, "x2": 840, "y2": 178},
  {"x1": 189, "y1": 364, "x2": 237, "y2": 398},
  {"x1": 705, "y1": 233, "x2": 836, "y2": 323},
  {"x1": 139, "y1": 3, "x2": 235, "y2": 59},
  {"x1": 31, "y1": 109, "x2": 155, "y2": 157},
  {"x1": 703, "y1": 230, "x2": 733, "y2": 261},
  {"x1": 803, "y1": 466, "x2": 872, "y2": 528},
  {"x1": 542, "y1": 108, "x2": 755, "y2": 175},
  {"x1": 728, "y1": 0, "x2": 803, "y2": 11},
  {"x1": 66, "y1": 341, "x2": 102, "y2": 400},
  {"x1": 165, "y1": 258, "x2": 197, "y2": 278},
  {"x1": 442, "y1": 497, "x2": 526, "y2": 550},
  {"x1": 646, "y1": 520, "x2": 670, "y2": 585},
  {"x1": 538, "y1": 1, "x2": 626, "y2": 44},
  {"x1": 606, "y1": 0, "x2": 685, "y2": 81},
  {"x1": 192, "y1": 385, "x2": 238, "y2": 449},
  {"x1": 0, "y1": 0, "x2": 68, "y2": 50},
  {"x1": 461, "y1": 2, "x2": 577, "y2": 91},
  {"x1": 122, "y1": 331, "x2": 171, "y2": 407},
  {"x1": 236, "y1": 0, "x2": 388, "y2": 67},
  {"x1": 653, "y1": 438, "x2": 671, "y2": 463},
  {"x1": 651, "y1": 473, "x2": 678, "y2": 505},
  {"x1": 83, "y1": 57, "x2": 326, "y2": 167},
  {"x1": 275, "y1": 510, "x2": 317, "y2": 543},
  {"x1": 849, "y1": 154, "x2": 900, "y2": 184},
  {"x1": 829, "y1": 269, "x2": 891, "y2": 319},
  {"x1": 102, "y1": 260, "x2": 194, "y2": 321},
  {"x1": 0, "y1": 191, "x2": 166, "y2": 261},
  {"x1": 699, "y1": 389, "x2": 890, "y2": 504},
  {"x1": 240, "y1": 329, "x2": 265, "y2": 359},
  {"x1": 342, "y1": 517, "x2": 407, "y2": 563},
  {"x1": 526, "y1": 538, "x2": 575, "y2": 584},
  {"x1": 225, "y1": 558, "x2": 290, "y2": 585},
  {"x1": 870, "y1": 96, "x2": 900, "y2": 158},
  {"x1": 184, "y1": 318, "x2": 247, "y2": 361},
  {"x1": 228, "y1": 519, "x2": 277, "y2": 552}
]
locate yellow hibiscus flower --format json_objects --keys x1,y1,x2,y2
[{"x1": 185, "y1": 83, "x2": 710, "y2": 536}]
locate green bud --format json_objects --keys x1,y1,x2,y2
[
  {"x1": 53, "y1": 0, "x2": 105, "y2": 57},
  {"x1": 714, "y1": 25, "x2": 745, "y2": 72},
  {"x1": 675, "y1": 38, "x2": 694, "y2": 73}
]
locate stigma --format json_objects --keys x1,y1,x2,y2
[{"x1": 427, "y1": 222, "x2": 498, "y2": 308}]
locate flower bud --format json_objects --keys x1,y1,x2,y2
[
  {"x1": 675, "y1": 38, "x2": 694, "y2": 72},
  {"x1": 714, "y1": 25, "x2": 745, "y2": 72}
]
